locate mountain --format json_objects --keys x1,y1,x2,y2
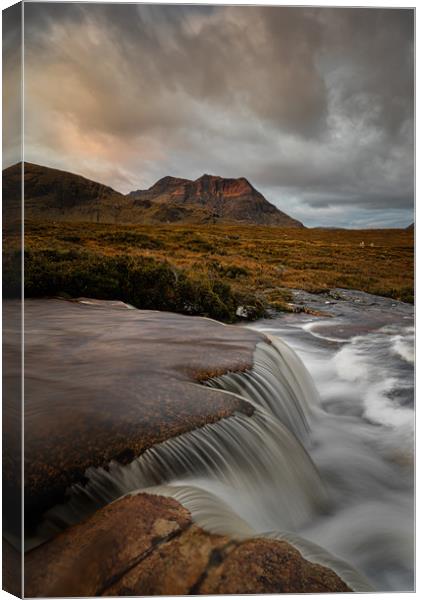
[
  {"x1": 3, "y1": 163, "x2": 304, "y2": 227},
  {"x1": 129, "y1": 174, "x2": 304, "y2": 227},
  {"x1": 4, "y1": 162, "x2": 128, "y2": 224},
  {"x1": 406, "y1": 222, "x2": 414, "y2": 231}
]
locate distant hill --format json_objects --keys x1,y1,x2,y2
[
  {"x1": 3, "y1": 163, "x2": 304, "y2": 227},
  {"x1": 406, "y1": 222, "x2": 414, "y2": 231}
]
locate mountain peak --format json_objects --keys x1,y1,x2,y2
[
  {"x1": 194, "y1": 174, "x2": 255, "y2": 195},
  {"x1": 129, "y1": 173, "x2": 303, "y2": 227},
  {"x1": 197, "y1": 173, "x2": 222, "y2": 181},
  {"x1": 6, "y1": 163, "x2": 304, "y2": 228},
  {"x1": 149, "y1": 175, "x2": 190, "y2": 190}
]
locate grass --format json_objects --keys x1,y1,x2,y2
[{"x1": 3, "y1": 220, "x2": 414, "y2": 321}]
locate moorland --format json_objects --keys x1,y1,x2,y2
[{"x1": 3, "y1": 219, "x2": 413, "y2": 322}]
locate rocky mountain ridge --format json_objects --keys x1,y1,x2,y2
[
  {"x1": 3, "y1": 162, "x2": 303, "y2": 227},
  {"x1": 129, "y1": 173, "x2": 302, "y2": 227}
]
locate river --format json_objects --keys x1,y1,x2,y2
[
  {"x1": 22, "y1": 290, "x2": 414, "y2": 592},
  {"x1": 245, "y1": 289, "x2": 414, "y2": 591}
]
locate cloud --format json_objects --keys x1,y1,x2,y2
[
  {"x1": 3, "y1": 2, "x2": 22, "y2": 168},
  {"x1": 20, "y1": 3, "x2": 414, "y2": 227}
]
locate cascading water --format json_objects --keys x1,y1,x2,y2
[
  {"x1": 205, "y1": 337, "x2": 319, "y2": 443},
  {"x1": 27, "y1": 291, "x2": 414, "y2": 592},
  {"x1": 247, "y1": 289, "x2": 414, "y2": 592},
  {"x1": 137, "y1": 484, "x2": 256, "y2": 540},
  {"x1": 31, "y1": 401, "x2": 326, "y2": 549}
]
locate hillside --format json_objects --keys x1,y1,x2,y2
[
  {"x1": 3, "y1": 162, "x2": 128, "y2": 224},
  {"x1": 3, "y1": 163, "x2": 303, "y2": 227}
]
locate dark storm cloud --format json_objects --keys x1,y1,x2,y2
[{"x1": 21, "y1": 3, "x2": 414, "y2": 227}]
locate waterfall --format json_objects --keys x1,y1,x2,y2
[
  {"x1": 22, "y1": 295, "x2": 415, "y2": 591},
  {"x1": 28, "y1": 335, "x2": 328, "y2": 553},
  {"x1": 204, "y1": 335, "x2": 321, "y2": 443},
  {"x1": 27, "y1": 329, "x2": 377, "y2": 588},
  {"x1": 139, "y1": 484, "x2": 256, "y2": 540},
  {"x1": 30, "y1": 402, "x2": 326, "y2": 550}
]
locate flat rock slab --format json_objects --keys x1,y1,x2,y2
[
  {"x1": 25, "y1": 492, "x2": 351, "y2": 597},
  {"x1": 20, "y1": 299, "x2": 265, "y2": 522}
]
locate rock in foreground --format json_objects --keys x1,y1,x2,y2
[
  {"x1": 25, "y1": 493, "x2": 351, "y2": 597},
  {"x1": 16, "y1": 299, "x2": 264, "y2": 524}
]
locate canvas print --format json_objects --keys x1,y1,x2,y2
[{"x1": 2, "y1": 1, "x2": 414, "y2": 596}]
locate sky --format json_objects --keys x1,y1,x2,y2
[{"x1": 7, "y1": 3, "x2": 415, "y2": 228}]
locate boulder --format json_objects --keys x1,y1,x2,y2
[{"x1": 25, "y1": 493, "x2": 351, "y2": 597}]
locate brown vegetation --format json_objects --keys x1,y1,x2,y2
[{"x1": 17, "y1": 220, "x2": 414, "y2": 310}]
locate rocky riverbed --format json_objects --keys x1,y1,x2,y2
[{"x1": 4, "y1": 292, "x2": 413, "y2": 595}]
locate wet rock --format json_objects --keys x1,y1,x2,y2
[
  {"x1": 25, "y1": 494, "x2": 191, "y2": 597},
  {"x1": 103, "y1": 524, "x2": 233, "y2": 596},
  {"x1": 199, "y1": 538, "x2": 351, "y2": 594},
  {"x1": 235, "y1": 304, "x2": 261, "y2": 319},
  {"x1": 25, "y1": 493, "x2": 351, "y2": 597},
  {"x1": 21, "y1": 299, "x2": 264, "y2": 524}
]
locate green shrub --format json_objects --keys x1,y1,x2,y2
[
  {"x1": 3, "y1": 248, "x2": 264, "y2": 322},
  {"x1": 175, "y1": 275, "x2": 236, "y2": 321},
  {"x1": 3, "y1": 249, "x2": 22, "y2": 297}
]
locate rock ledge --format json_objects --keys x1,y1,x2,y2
[{"x1": 26, "y1": 493, "x2": 351, "y2": 597}]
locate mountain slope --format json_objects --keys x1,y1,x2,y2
[
  {"x1": 3, "y1": 163, "x2": 303, "y2": 227},
  {"x1": 4, "y1": 162, "x2": 129, "y2": 224},
  {"x1": 129, "y1": 174, "x2": 303, "y2": 227}
]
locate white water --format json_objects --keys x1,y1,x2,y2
[
  {"x1": 29, "y1": 290, "x2": 414, "y2": 592},
  {"x1": 205, "y1": 336, "x2": 318, "y2": 443},
  {"x1": 35, "y1": 401, "x2": 326, "y2": 546},
  {"x1": 246, "y1": 290, "x2": 414, "y2": 592}
]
